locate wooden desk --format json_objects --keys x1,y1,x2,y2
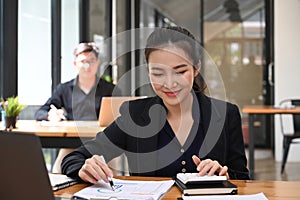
[
  {"x1": 54, "y1": 176, "x2": 300, "y2": 200},
  {"x1": 0, "y1": 120, "x2": 104, "y2": 148},
  {"x1": 242, "y1": 105, "x2": 300, "y2": 179}
]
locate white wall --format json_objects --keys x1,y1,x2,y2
[{"x1": 275, "y1": 0, "x2": 300, "y2": 162}]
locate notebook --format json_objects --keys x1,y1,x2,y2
[
  {"x1": 0, "y1": 132, "x2": 70, "y2": 200},
  {"x1": 175, "y1": 173, "x2": 237, "y2": 195},
  {"x1": 176, "y1": 179, "x2": 237, "y2": 195},
  {"x1": 49, "y1": 173, "x2": 78, "y2": 191},
  {"x1": 98, "y1": 96, "x2": 146, "y2": 127}
]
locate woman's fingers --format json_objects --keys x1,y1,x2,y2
[
  {"x1": 195, "y1": 158, "x2": 229, "y2": 177},
  {"x1": 79, "y1": 171, "x2": 97, "y2": 184},
  {"x1": 94, "y1": 155, "x2": 114, "y2": 178},
  {"x1": 219, "y1": 165, "x2": 229, "y2": 178},
  {"x1": 192, "y1": 155, "x2": 201, "y2": 166},
  {"x1": 197, "y1": 159, "x2": 214, "y2": 176},
  {"x1": 208, "y1": 161, "x2": 222, "y2": 176},
  {"x1": 78, "y1": 155, "x2": 113, "y2": 184},
  {"x1": 79, "y1": 162, "x2": 99, "y2": 184}
]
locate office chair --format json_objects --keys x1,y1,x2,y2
[
  {"x1": 18, "y1": 105, "x2": 41, "y2": 120},
  {"x1": 279, "y1": 99, "x2": 300, "y2": 173}
]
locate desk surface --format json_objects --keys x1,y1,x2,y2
[
  {"x1": 1, "y1": 120, "x2": 104, "y2": 137},
  {"x1": 242, "y1": 105, "x2": 300, "y2": 114},
  {"x1": 54, "y1": 176, "x2": 300, "y2": 200},
  {"x1": 0, "y1": 120, "x2": 105, "y2": 148},
  {"x1": 242, "y1": 105, "x2": 300, "y2": 179}
]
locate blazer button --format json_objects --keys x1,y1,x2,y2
[
  {"x1": 181, "y1": 160, "x2": 186, "y2": 165},
  {"x1": 182, "y1": 168, "x2": 186, "y2": 173},
  {"x1": 180, "y1": 148, "x2": 184, "y2": 153}
]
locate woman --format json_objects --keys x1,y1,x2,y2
[{"x1": 62, "y1": 26, "x2": 249, "y2": 184}]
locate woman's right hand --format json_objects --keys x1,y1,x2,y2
[{"x1": 78, "y1": 155, "x2": 113, "y2": 184}]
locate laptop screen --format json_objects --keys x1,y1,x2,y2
[{"x1": 0, "y1": 132, "x2": 55, "y2": 200}]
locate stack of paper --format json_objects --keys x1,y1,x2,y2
[{"x1": 73, "y1": 178, "x2": 174, "y2": 200}]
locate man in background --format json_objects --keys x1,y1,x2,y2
[{"x1": 35, "y1": 42, "x2": 121, "y2": 172}]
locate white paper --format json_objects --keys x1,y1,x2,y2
[
  {"x1": 39, "y1": 121, "x2": 76, "y2": 127},
  {"x1": 177, "y1": 173, "x2": 227, "y2": 184},
  {"x1": 48, "y1": 173, "x2": 76, "y2": 187},
  {"x1": 182, "y1": 192, "x2": 268, "y2": 200},
  {"x1": 38, "y1": 120, "x2": 99, "y2": 127},
  {"x1": 73, "y1": 178, "x2": 174, "y2": 200}
]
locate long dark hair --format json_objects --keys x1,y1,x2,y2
[{"x1": 145, "y1": 26, "x2": 206, "y2": 92}]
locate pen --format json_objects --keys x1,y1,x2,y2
[
  {"x1": 50, "y1": 104, "x2": 66, "y2": 120},
  {"x1": 99, "y1": 155, "x2": 115, "y2": 191}
]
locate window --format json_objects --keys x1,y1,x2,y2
[
  {"x1": 18, "y1": 0, "x2": 51, "y2": 105},
  {"x1": 18, "y1": 0, "x2": 80, "y2": 105}
]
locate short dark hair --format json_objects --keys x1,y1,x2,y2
[{"x1": 73, "y1": 42, "x2": 99, "y2": 58}]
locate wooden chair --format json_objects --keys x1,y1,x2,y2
[{"x1": 279, "y1": 99, "x2": 300, "y2": 173}]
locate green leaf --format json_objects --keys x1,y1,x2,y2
[{"x1": 4, "y1": 96, "x2": 26, "y2": 117}]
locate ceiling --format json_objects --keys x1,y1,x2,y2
[
  {"x1": 149, "y1": 0, "x2": 264, "y2": 22},
  {"x1": 145, "y1": 0, "x2": 265, "y2": 41}
]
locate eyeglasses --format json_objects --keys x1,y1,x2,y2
[{"x1": 76, "y1": 58, "x2": 98, "y2": 69}]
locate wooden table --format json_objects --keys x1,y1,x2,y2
[
  {"x1": 0, "y1": 120, "x2": 104, "y2": 148},
  {"x1": 242, "y1": 105, "x2": 300, "y2": 179},
  {"x1": 54, "y1": 176, "x2": 300, "y2": 200}
]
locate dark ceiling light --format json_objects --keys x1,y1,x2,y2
[{"x1": 223, "y1": 0, "x2": 242, "y2": 22}]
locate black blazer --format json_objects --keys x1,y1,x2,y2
[{"x1": 62, "y1": 92, "x2": 249, "y2": 180}]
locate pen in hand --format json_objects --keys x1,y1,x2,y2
[
  {"x1": 99, "y1": 155, "x2": 115, "y2": 191},
  {"x1": 50, "y1": 104, "x2": 66, "y2": 120}
]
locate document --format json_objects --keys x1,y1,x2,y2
[
  {"x1": 39, "y1": 121, "x2": 76, "y2": 127},
  {"x1": 73, "y1": 178, "x2": 174, "y2": 200},
  {"x1": 38, "y1": 120, "x2": 99, "y2": 127},
  {"x1": 181, "y1": 192, "x2": 268, "y2": 200}
]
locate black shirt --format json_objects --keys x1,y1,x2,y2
[
  {"x1": 35, "y1": 76, "x2": 121, "y2": 121},
  {"x1": 155, "y1": 120, "x2": 205, "y2": 177}
]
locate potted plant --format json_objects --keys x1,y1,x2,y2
[{"x1": 1, "y1": 96, "x2": 26, "y2": 128}]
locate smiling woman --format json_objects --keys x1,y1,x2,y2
[
  {"x1": 148, "y1": 48, "x2": 197, "y2": 108},
  {"x1": 61, "y1": 26, "x2": 249, "y2": 184}
]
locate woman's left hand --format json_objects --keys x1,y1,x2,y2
[{"x1": 192, "y1": 155, "x2": 229, "y2": 178}]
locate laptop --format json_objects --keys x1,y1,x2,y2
[
  {"x1": 98, "y1": 96, "x2": 147, "y2": 127},
  {"x1": 0, "y1": 132, "x2": 69, "y2": 200}
]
